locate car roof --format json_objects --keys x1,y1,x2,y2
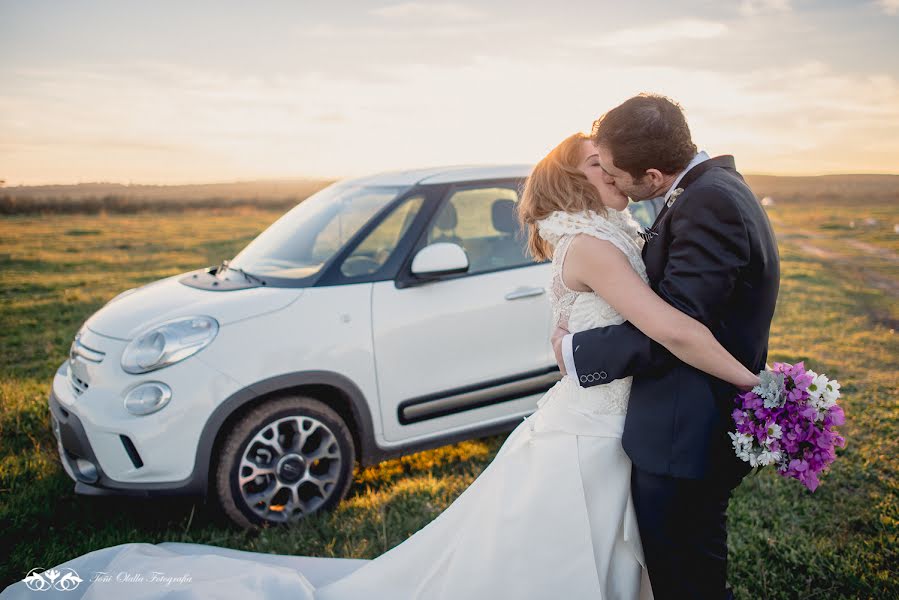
[{"x1": 343, "y1": 164, "x2": 534, "y2": 187}]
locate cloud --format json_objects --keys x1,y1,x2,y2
[
  {"x1": 575, "y1": 19, "x2": 728, "y2": 51},
  {"x1": 739, "y1": 0, "x2": 792, "y2": 16},
  {"x1": 296, "y1": 20, "x2": 514, "y2": 40},
  {"x1": 3, "y1": 50, "x2": 899, "y2": 184},
  {"x1": 876, "y1": 0, "x2": 899, "y2": 15},
  {"x1": 370, "y1": 3, "x2": 485, "y2": 22}
]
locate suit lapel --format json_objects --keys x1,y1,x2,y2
[{"x1": 640, "y1": 155, "x2": 737, "y2": 262}]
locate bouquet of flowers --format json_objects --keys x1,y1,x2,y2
[{"x1": 729, "y1": 362, "x2": 846, "y2": 491}]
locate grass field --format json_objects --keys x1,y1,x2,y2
[{"x1": 1, "y1": 198, "x2": 897, "y2": 598}]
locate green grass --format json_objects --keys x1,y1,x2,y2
[
  {"x1": 1, "y1": 204, "x2": 897, "y2": 598},
  {"x1": 725, "y1": 204, "x2": 898, "y2": 597}
]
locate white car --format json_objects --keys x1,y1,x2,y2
[{"x1": 49, "y1": 165, "x2": 663, "y2": 528}]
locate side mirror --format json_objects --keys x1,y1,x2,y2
[{"x1": 410, "y1": 243, "x2": 469, "y2": 278}]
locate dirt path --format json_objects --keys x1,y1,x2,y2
[
  {"x1": 768, "y1": 215, "x2": 899, "y2": 300},
  {"x1": 844, "y1": 239, "x2": 899, "y2": 262}
]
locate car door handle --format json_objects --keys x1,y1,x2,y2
[{"x1": 505, "y1": 286, "x2": 546, "y2": 301}]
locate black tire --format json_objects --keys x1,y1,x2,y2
[{"x1": 215, "y1": 395, "x2": 356, "y2": 529}]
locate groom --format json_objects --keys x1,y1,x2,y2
[{"x1": 552, "y1": 94, "x2": 780, "y2": 600}]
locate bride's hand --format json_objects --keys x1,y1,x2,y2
[{"x1": 736, "y1": 372, "x2": 760, "y2": 392}]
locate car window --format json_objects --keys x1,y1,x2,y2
[
  {"x1": 229, "y1": 184, "x2": 408, "y2": 279},
  {"x1": 627, "y1": 199, "x2": 659, "y2": 229},
  {"x1": 426, "y1": 186, "x2": 531, "y2": 275},
  {"x1": 311, "y1": 195, "x2": 392, "y2": 261},
  {"x1": 340, "y1": 195, "x2": 425, "y2": 277}
]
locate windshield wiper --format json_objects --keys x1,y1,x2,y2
[{"x1": 218, "y1": 259, "x2": 266, "y2": 286}]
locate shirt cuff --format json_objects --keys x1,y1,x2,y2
[{"x1": 562, "y1": 333, "x2": 578, "y2": 383}]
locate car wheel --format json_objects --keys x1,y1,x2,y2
[{"x1": 215, "y1": 395, "x2": 356, "y2": 529}]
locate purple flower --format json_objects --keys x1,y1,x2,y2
[{"x1": 828, "y1": 405, "x2": 846, "y2": 426}]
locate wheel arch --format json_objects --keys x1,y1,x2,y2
[{"x1": 196, "y1": 370, "x2": 379, "y2": 496}]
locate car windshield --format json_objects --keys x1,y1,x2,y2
[{"x1": 227, "y1": 182, "x2": 410, "y2": 279}]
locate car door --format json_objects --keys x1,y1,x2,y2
[{"x1": 371, "y1": 182, "x2": 555, "y2": 443}]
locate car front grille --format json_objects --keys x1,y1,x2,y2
[
  {"x1": 68, "y1": 335, "x2": 105, "y2": 397},
  {"x1": 68, "y1": 371, "x2": 90, "y2": 396}
]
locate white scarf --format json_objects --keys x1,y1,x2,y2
[{"x1": 536, "y1": 208, "x2": 645, "y2": 251}]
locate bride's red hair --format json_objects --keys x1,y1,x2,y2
[{"x1": 517, "y1": 133, "x2": 606, "y2": 261}]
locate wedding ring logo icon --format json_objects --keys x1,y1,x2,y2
[{"x1": 22, "y1": 567, "x2": 84, "y2": 592}]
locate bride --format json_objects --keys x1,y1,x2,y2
[{"x1": 2, "y1": 134, "x2": 759, "y2": 600}]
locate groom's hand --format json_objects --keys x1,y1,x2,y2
[{"x1": 551, "y1": 326, "x2": 570, "y2": 376}]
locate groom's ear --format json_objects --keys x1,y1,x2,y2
[{"x1": 643, "y1": 168, "x2": 666, "y2": 185}]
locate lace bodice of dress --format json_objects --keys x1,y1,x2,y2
[
  {"x1": 538, "y1": 208, "x2": 648, "y2": 333},
  {"x1": 535, "y1": 208, "x2": 649, "y2": 417}
]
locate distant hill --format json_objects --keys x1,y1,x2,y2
[
  {"x1": 744, "y1": 174, "x2": 899, "y2": 205},
  {"x1": 0, "y1": 179, "x2": 335, "y2": 214},
  {"x1": 1, "y1": 173, "x2": 896, "y2": 215},
  {"x1": 1, "y1": 178, "x2": 335, "y2": 201}
]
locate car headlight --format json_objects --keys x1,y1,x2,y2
[{"x1": 121, "y1": 316, "x2": 219, "y2": 374}]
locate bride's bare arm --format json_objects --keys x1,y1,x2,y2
[{"x1": 565, "y1": 234, "x2": 759, "y2": 389}]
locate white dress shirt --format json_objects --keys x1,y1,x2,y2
[{"x1": 560, "y1": 150, "x2": 711, "y2": 383}]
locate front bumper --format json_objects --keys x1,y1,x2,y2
[{"x1": 50, "y1": 387, "x2": 205, "y2": 497}]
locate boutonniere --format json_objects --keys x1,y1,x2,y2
[{"x1": 666, "y1": 187, "x2": 684, "y2": 207}]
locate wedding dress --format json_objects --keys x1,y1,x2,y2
[{"x1": 2, "y1": 208, "x2": 654, "y2": 600}]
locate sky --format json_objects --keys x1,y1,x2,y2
[{"x1": 1, "y1": 0, "x2": 898, "y2": 185}]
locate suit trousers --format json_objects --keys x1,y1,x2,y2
[{"x1": 630, "y1": 466, "x2": 743, "y2": 600}]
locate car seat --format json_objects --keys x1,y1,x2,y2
[
  {"x1": 490, "y1": 199, "x2": 528, "y2": 266},
  {"x1": 430, "y1": 202, "x2": 464, "y2": 247}
]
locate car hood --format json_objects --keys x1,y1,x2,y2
[{"x1": 84, "y1": 271, "x2": 304, "y2": 340}]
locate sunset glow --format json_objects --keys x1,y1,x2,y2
[{"x1": 2, "y1": 0, "x2": 898, "y2": 185}]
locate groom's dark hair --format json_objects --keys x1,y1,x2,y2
[{"x1": 591, "y1": 93, "x2": 697, "y2": 179}]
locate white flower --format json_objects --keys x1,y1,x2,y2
[
  {"x1": 766, "y1": 422, "x2": 783, "y2": 439},
  {"x1": 807, "y1": 372, "x2": 827, "y2": 400},
  {"x1": 730, "y1": 434, "x2": 747, "y2": 454},
  {"x1": 823, "y1": 379, "x2": 841, "y2": 403},
  {"x1": 758, "y1": 449, "x2": 782, "y2": 466},
  {"x1": 731, "y1": 432, "x2": 762, "y2": 467}
]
